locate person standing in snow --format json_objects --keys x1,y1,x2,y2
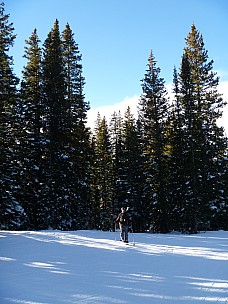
[{"x1": 116, "y1": 206, "x2": 129, "y2": 243}]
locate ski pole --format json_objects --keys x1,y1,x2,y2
[
  {"x1": 131, "y1": 226, "x2": 135, "y2": 245},
  {"x1": 114, "y1": 222, "x2": 118, "y2": 242}
]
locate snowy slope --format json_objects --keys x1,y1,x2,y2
[{"x1": 0, "y1": 230, "x2": 228, "y2": 304}]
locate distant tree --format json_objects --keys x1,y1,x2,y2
[
  {"x1": 138, "y1": 50, "x2": 170, "y2": 233},
  {"x1": 122, "y1": 107, "x2": 145, "y2": 232},
  {"x1": 93, "y1": 115, "x2": 114, "y2": 230},
  {"x1": 88, "y1": 133, "x2": 101, "y2": 229},
  {"x1": 0, "y1": 2, "x2": 27, "y2": 229},
  {"x1": 109, "y1": 111, "x2": 125, "y2": 215}
]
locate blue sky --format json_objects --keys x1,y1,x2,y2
[{"x1": 5, "y1": 0, "x2": 228, "y2": 131}]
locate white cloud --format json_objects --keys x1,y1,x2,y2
[
  {"x1": 87, "y1": 82, "x2": 228, "y2": 135},
  {"x1": 217, "y1": 81, "x2": 228, "y2": 136},
  {"x1": 215, "y1": 69, "x2": 228, "y2": 79},
  {"x1": 87, "y1": 96, "x2": 139, "y2": 130}
]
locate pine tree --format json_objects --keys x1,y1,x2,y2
[
  {"x1": 88, "y1": 133, "x2": 101, "y2": 229},
  {"x1": 173, "y1": 24, "x2": 227, "y2": 233},
  {"x1": 61, "y1": 23, "x2": 91, "y2": 229},
  {"x1": 42, "y1": 19, "x2": 69, "y2": 229},
  {"x1": 122, "y1": 107, "x2": 145, "y2": 232},
  {"x1": 208, "y1": 129, "x2": 227, "y2": 230},
  {"x1": 138, "y1": 50, "x2": 170, "y2": 233},
  {"x1": 167, "y1": 67, "x2": 188, "y2": 231},
  {"x1": 0, "y1": 2, "x2": 27, "y2": 229},
  {"x1": 93, "y1": 115, "x2": 114, "y2": 230},
  {"x1": 109, "y1": 111, "x2": 125, "y2": 215},
  {"x1": 19, "y1": 28, "x2": 47, "y2": 229}
]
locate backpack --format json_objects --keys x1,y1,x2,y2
[{"x1": 119, "y1": 212, "x2": 129, "y2": 225}]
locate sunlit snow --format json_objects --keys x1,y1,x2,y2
[{"x1": 0, "y1": 230, "x2": 228, "y2": 303}]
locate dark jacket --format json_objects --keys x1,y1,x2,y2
[{"x1": 116, "y1": 211, "x2": 129, "y2": 226}]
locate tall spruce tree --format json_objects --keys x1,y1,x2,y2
[
  {"x1": 172, "y1": 24, "x2": 227, "y2": 233},
  {"x1": 42, "y1": 19, "x2": 69, "y2": 229},
  {"x1": 0, "y1": 2, "x2": 27, "y2": 229},
  {"x1": 138, "y1": 50, "x2": 170, "y2": 233},
  {"x1": 19, "y1": 28, "x2": 47, "y2": 229},
  {"x1": 61, "y1": 23, "x2": 91, "y2": 229},
  {"x1": 167, "y1": 67, "x2": 188, "y2": 231}
]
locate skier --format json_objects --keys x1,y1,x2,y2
[{"x1": 116, "y1": 206, "x2": 129, "y2": 243}]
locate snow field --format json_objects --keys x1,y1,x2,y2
[{"x1": 0, "y1": 230, "x2": 228, "y2": 303}]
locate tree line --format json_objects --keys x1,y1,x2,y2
[{"x1": 1, "y1": 2, "x2": 227, "y2": 233}]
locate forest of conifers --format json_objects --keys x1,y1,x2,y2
[{"x1": 1, "y1": 2, "x2": 227, "y2": 233}]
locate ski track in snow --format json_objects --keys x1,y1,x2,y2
[{"x1": 0, "y1": 230, "x2": 228, "y2": 304}]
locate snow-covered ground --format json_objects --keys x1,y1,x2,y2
[{"x1": 0, "y1": 230, "x2": 228, "y2": 304}]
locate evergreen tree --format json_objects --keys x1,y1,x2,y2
[
  {"x1": 42, "y1": 19, "x2": 69, "y2": 229},
  {"x1": 122, "y1": 107, "x2": 145, "y2": 231},
  {"x1": 19, "y1": 28, "x2": 47, "y2": 229},
  {"x1": 167, "y1": 67, "x2": 188, "y2": 231},
  {"x1": 138, "y1": 50, "x2": 170, "y2": 233},
  {"x1": 209, "y1": 130, "x2": 227, "y2": 230},
  {"x1": 88, "y1": 133, "x2": 101, "y2": 229},
  {"x1": 109, "y1": 111, "x2": 125, "y2": 215},
  {"x1": 93, "y1": 115, "x2": 114, "y2": 230},
  {"x1": 0, "y1": 2, "x2": 27, "y2": 229},
  {"x1": 61, "y1": 23, "x2": 91, "y2": 229},
  {"x1": 172, "y1": 24, "x2": 227, "y2": 233}
]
